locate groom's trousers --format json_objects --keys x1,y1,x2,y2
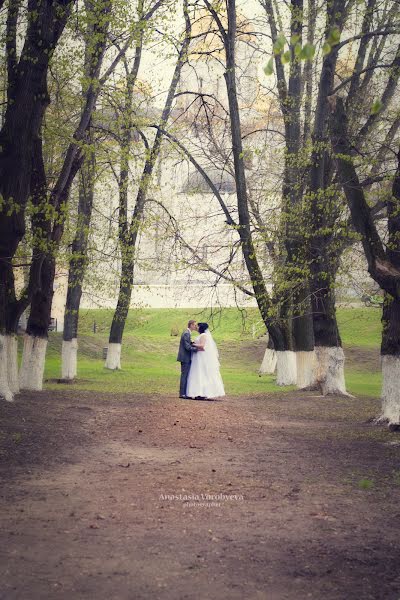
[{"x1": 179, "y1": 361, "x2": 191, "y2": 397}]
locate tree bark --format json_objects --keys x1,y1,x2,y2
[
  {"x1": 18, "y1": 0, "x2": 112, "y2": 391},
  {"x1": 307, "y1": 0, "x2": 348, "y2": 394},
  {"x1": 331, "y1": 98, "x2": 400, "y2": 423},
  {"x1": 0, "y1": 0, "x2": 73, "y2": 402},
  {"x1": 0, "y1": 0, "x2": 73, "y2": 335},
  {"x1": 262, "y1": 0, "x2": 314, "y2": 386},
  {"x1": 259, "y1": 335, "x2": 277, "y2": 375},
  {"x1": 330, "y1": 98, "x2": 400, "y2": 298},
  {"x1": 62, "y1": 150, "x2": 96, "y2": 379},
  {"x1": 376, "y1": 177, "x2": 400, "y2": 424},
  {"x1": 20, "y1": 155, "x2": 82, "y2": 391}
]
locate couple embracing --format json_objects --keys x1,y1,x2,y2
[{"x1": 177, "y1": 320, "x2": 225, "y2": 401}]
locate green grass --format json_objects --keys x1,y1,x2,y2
[
  {"x1": 42, "y1": 307, "x2": 383, "y2": 397},
  {"x1": 77, "y1": 307, "x2": 262, "y2": 341},
  {"x1": 345, "y1": 371, "x2": 382, "y2": 398},
  {"x1": 336, "y1": 307, "x2": 382, "y2": 348}
]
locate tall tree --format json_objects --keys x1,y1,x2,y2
[
  {"x1": 105, "y1": 0, "x2": 191, "y2": 369},
  {"x1": 306, "y1": 0, "x2": 400, "y2": 393},
  {"x1": 201, "y1": 0, "x2": 287, "y2": 361},
  {"x1": 305, "y1": 0, "x2": 348, "y2": 394},
  {"x1": 261, "y1": 0, "x2": 316, "y2": 387},
  {"x1": 19, "y1": 0, "x2": 113, "y2": 391},
  {"x1": 331, "y1": 97, "x2": 400, "y2": 426},
  {"x1": 0, "y1": 0, "x2": 75, "y2": 401},
  {"x1": 256, "y1": 0, "x2": 400, "y2": 393},
  {"x1": 60, "y1": 0, "x2": 169, "y2": 379},
  {"x1": 61, "y1": 145, "x2": 96, "y2": 380}
]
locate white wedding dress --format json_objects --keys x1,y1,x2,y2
[{"x1": 186, "y1": 330, "x2": 225, "y2": 399}]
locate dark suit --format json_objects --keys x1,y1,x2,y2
[{"x1": 177, "y1": 329, "x2": 198, "y2": 397}]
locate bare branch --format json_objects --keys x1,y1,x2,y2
[{"x1": 149, "y1": 124, "x2": 237, "y2": 227}]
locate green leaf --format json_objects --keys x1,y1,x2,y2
[
  {"x1": 294, "y1": 43, "x2": 302, "y2": 57},
  {"x1": 371, "y1": 99, "x2": 382, "y2": 115},
  {"x1": 322, "y1": 41, "x2": 331, "y2": 56},
  {"x1": 299, "y1": 42, "x2": 315, "y2": 61},
  {"x1": 290, "y1": 33, "x2": 300, "y2": 46},
  {"x1": 328, "y1": 27, "x2": 341, "y2": 46},
  {"x1": 273, "y1": 32, "x2": 286, "y2": 54},
  {"x1": 281, "y1": 50, "x2": 291, "y2": 65},
  {"x1": 263, "y1": 57, "x2": 274, "y2": 76}
]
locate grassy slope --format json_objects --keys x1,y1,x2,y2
[
  {"x1": 43, "y1": 307, "x2": 383, "y2": 397},
  {"x1": 337, "y1": 308, "x2": 382, "y2": 397}
]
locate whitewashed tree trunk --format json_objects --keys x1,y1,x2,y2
[
  {"x1": 276, "y1": 350, "x2": 297, "y2": 386},
  {"x1": 315, "y1": 346, "x2": 347, "y2": 395},
  {"x1": 296, "y1": 350, "x2": 316, "y2": 390},
  {"x1": 380, "y1": 355, "x2": 400, "y2": 425},
  {"x1": 7, "y1": 335, "x2": 19, "y2": 394},
  {"x1": 259, "y1": 348, "x2": 277, "y2": 375},
  {"x1": 19, "y1": 335, "x2": 48, "y2": 391},
  {"x1": 105, "y1": 343, "x2": 121, "y2": 370},
  {"x1": 0, "y1": 334, "x2": 13, "y2": 402},
  {"x1": 61, "y1": 338, "x2": 78, "y2": 380}
]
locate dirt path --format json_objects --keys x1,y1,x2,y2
[{"x1": 1, "y1": 390, "x2": 400, "y2": 600}]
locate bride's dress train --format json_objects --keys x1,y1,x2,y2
[{"x1": 186, "y1": 330, "x2": 225, "y2": 399}]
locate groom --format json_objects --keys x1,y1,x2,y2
[{"x1": 177, "y1": 320, "x2": 203, "y2": 399}]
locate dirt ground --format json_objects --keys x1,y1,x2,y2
[{"x1": 1, "y1": 390, "x2": 400, "y2": 600}]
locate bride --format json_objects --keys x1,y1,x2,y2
[{"x1": 186, "y1": 322, "x2": 225, "y2": 400}]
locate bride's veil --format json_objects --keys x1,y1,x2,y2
[{"x1": 204, "y1": 329, "x2": 220, "y2": 368}]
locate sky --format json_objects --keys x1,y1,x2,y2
[{"x1": 137, "y1": 0, "x2": 268, "y2": 105}]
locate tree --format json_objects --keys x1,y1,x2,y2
[
  {"x1": 0, "y1": 0, "x2": 75, "y2": 401},
  {"x1": 261, "y1": 0, "x2": 315, "y2": 387},
  {"x1": 227, "y1": 0, "x2": 400, "y2": 393},
  {"x1": 105, "y1": 0, "x2": 191, "y2": 369},
  {"x1": 196, "y1": 0, "x2": 291, "y2": 362},
  {"x1": 61, "y1": 0, "x2": 169, "y2": 379},
  {"x1": 331, "y1": 96, "x2": 400, "y2": 426},
  {"x1": 18, "y1": 0, "x2": 112, "y2": 391},
  {"x1": 62, "y1": 145, "x2": 96, "y2": 380},
  {"x1": 304, "y1": 0, "x2": 400, "y2": 393}
]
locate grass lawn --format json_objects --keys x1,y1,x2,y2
[{"x1": 42, "y1": 307, "x2": 383, "y2": 398}]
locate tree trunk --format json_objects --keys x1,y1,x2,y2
[
  {"x1": 7, "y1": 335, "x2": 19, "y2": 394},
  {"x1": 62, "y1": 151, "x2": 96, "y2": 379},
  {"x1": 0, "y1": 335, "x2": 13, "y2": 402},
  {"x1": 221, "y1": 0, "x2": 287, "y2": 356},
  {"x1": 0, "y1": 0, "x2": 72, "y2": 402},
  {"x1": 259, "y1": 335, "x2": 277, "y2": 375},
  {"x1": 19, "y1": 254, "x2": 55, "y2": 391},
  {"x1": 294, "y1": 285, "x2": 316, "y2": 389},
  {"x1": 19, "y1": 0, "x2": 112, "y2": 390},
  {"x1": 276, "y1": 350, "x2": 297, "y2": 386},
  {"x1": 263, "y1": 0, "x2": 309, "y2": 387},
  {"x1": 106, "y1": 254, "x2": 134, "y2": 369},
  {"x1": 380, "y1": 296, "x2": 400, "y2": 426},
  {"x1": 310, "y1": 252, "x2": 346, "y2": 394},
  {"x1": 331, "y1": 99, "x2": 400, "y2": 413},
  {"x1": 307, "y1": 0, "x2": 347, "y2": 395},
  {"x1": 380, "y1": 150, "x2": 400, "y2": 426},
  {"x1": 19, "y1": 136, "x2": 82, "y2": 391},
  {"x1": 274, "y1": 299, "x2": 296, "y2": 385},
  {"x1": 0, "y1": 0, "x2": 73, "y2": 333}
]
